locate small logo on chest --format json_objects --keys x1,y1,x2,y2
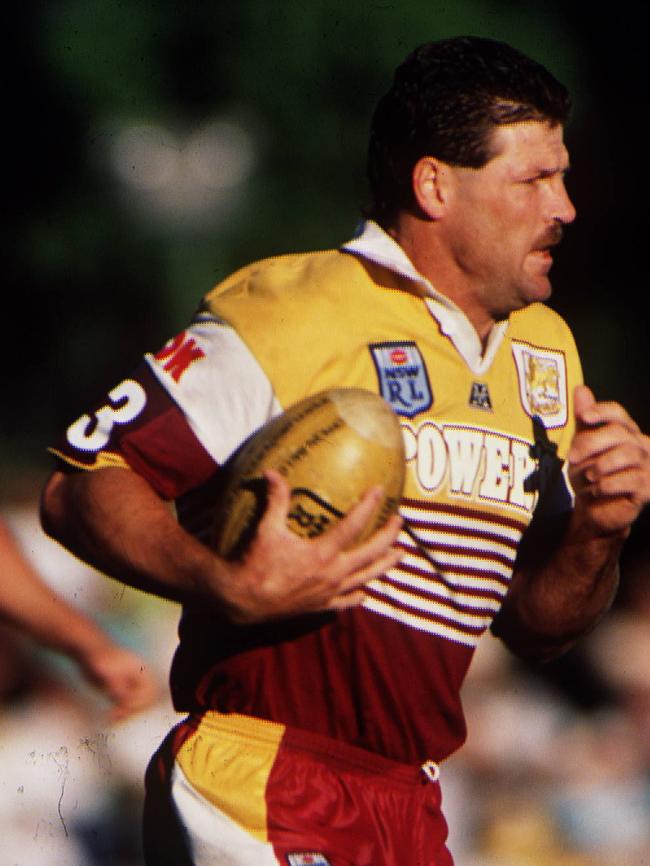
[
  {"x1": 369, "y1": 341, "x2": 432, "y2": 418},
  {"x1": 469, "y1": 382, "x2": 493, "y2": 411},
  {"x1": 286, "y1": 854, "x2": 332, "y2": 866}
]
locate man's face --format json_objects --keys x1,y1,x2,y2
[{"x1": 441, "y1": 120, "x2": 575, "y2": 321}]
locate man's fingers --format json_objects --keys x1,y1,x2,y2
[
  {"x1": 573, "y1": 386, "x2": 640, "y2": 435},
  {"x1": 573, "y1": 384, "x2": 596, "y2": 431},
  {"x1": 339, "y1": 512, "x2": 403, "y2": 572},
  {"x1": 329, "y1": 590, "x2": 368, "y2": 611},
  {"x1": 340, "y1": 544, "x2": 403, "y2": 591},
  {"x1": 320, "y1": 486, "x2": 386, "y2": 551},
  {"x1": 576, "y1": 465, "x2": 649, "y2": 499},
  {"x1": 582, "y1": 403, "x2": 640, "y2": 433},
  {"x1": 589, "y1": 470, "x2": 647, "y2": 499},
  {"x1": 260, "y1": 469, "x2": 292, "y2": 526},
  {"x1": 568, "y1": 423, "x2": 644, "y2": 465},
  {"x1": 581, "y1": 441, "x2": 648, "y2": 482},
  {"x1": 325, "y1": 523, "x2": 403, "y2": 601},
  {"x1": 328, "y1": 545, "x2": 404, "y2": 610},
  {"x1": 261, "y1": 475, "x2": 394, "y2": 556}
]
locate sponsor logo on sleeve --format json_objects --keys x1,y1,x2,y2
[
  {"x1": 152, "y1": 331, "x2": 206, "y2": 382},
  {"x1": 369, "y1": 341, "x2": 432, "y2": 418},
  {"x1": 511, "y1": 341, "x2": 568, "y2": 428}
]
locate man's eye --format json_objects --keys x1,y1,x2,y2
[{"x1": 522, "y1": 174, "x2": 552, "y2": 185}]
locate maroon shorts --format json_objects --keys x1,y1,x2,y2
[{"x1": 143, "y1": 712, "x2": 454, "y2": 866}]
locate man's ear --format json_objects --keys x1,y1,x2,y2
[{"x1": 412, "y1": 156, "x2": 453, "y2": 220}]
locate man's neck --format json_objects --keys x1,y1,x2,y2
[{"x1": 388, "y1": 218, "x2": 496, "y2": 349}]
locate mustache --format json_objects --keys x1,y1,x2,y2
[{"x1": 534, "y1": 224, "x2": 564, "y2": 250}]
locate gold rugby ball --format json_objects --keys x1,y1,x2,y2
[{"x1": 212, "y1": 388, "x2": 405, "y2": 559}]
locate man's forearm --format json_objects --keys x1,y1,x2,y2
[
  {"x1": 41, "y1": 466, "x2": 404, "y2": 624},
  {"x1": 40, "y1": 467, "x2": 220, "y2": 607},
  {"x1": 492, "y1": 514, "x2": 626, "y2": 661}
]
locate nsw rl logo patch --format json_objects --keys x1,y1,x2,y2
[
  {"x1": 286, "y1": 855, "x2": 332, "y2": 866},
  {"x1": 369, "y1": 341, "x2": 432, "y2": 418}
]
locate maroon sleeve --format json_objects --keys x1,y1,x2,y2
[{"x1": 50, "y1": 362, "x2": 218, "y2": 500}]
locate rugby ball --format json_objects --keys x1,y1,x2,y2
[{"x1": 212, "y1": 388, "x2": 405, "y2": 559}]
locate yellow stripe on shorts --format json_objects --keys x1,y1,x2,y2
[{"x1": 175, "y1": 712, "x2": 286, "y2": 842}]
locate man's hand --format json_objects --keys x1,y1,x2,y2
[
  {"x1": 568, "y1": 385, "x2": 650, "y2": 535},
  {"x1": 78, "y1": 641, "x2": 160, "y2": 721},
  {"x1": 219, "y1": 470, "x2": 403, "y2": 623}
]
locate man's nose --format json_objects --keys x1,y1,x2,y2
[{"x1": 554, "y1": 181, "x2": 576, "y2": 225}]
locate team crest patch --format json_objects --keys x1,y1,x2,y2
[
  {"x1": 286, "y1": 854, "x2": 332, "y2": 866},
  {"x1": 469, "y1": 382, "x2": 492, "y2": 411},
  {"x1": 511, "y1": 341, "x2": 568, "y2": 428},
  {"x1": 369, "y1": 341, "x2": 432, "y2": 418}
]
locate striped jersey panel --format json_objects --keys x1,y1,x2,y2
[{"x1": 362, "y1": 496, "x2": 528, "y2": 646}]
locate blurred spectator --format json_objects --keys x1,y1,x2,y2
[{"x1": 444, "y1": 617, "x2": 650, "y2": 865}]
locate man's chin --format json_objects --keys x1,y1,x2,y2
[
  {"x1": 497, "y1": 282, "x2": 552, "y2": 320},
  {"x1": 524, "y1": 276, "x2": 553, "y2": 306}
]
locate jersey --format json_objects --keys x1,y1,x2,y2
[{"x1": 51, "y1": 220, "x2": 583, "y2": 766}]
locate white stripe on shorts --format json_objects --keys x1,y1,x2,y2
[{"x1": 170, "y1": 761, "x2": 280, "y2": 866}]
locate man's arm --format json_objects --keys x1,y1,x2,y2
[
  {"x1": 41, "y1": 465, "x2": 403, "y2": 624},
  {"x1": 492, "y1": 385, "x2": 650, "y2": 661},
  {"x1": 0, "y1": 517, "x2": 159, "y2": 719}
]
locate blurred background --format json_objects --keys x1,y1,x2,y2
[{"x1": 3, "y1": 0, "x2": 650, "y2": 863}]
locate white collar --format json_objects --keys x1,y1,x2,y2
[{"x1": 341, "y1": 220, "x2": 508, "y2": 375}]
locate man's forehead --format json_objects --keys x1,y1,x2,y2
[{"x1": 489, "y1": 120, "x2": 569, "y2": 168}]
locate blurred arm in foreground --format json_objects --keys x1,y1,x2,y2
[{"x1": 0, "y1": 517, "x2": 159, "y2": 719}]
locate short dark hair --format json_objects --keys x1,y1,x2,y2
[{"x1": 366, "y1": 36, "x2": 571, "y2": 227}]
